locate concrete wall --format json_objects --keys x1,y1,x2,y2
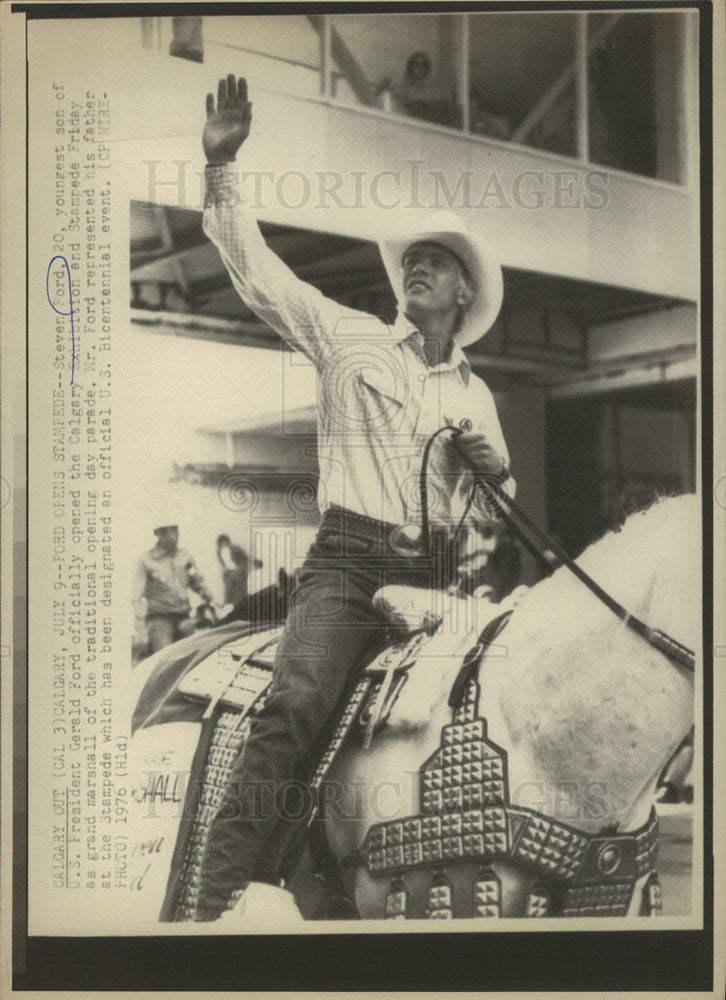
[
  {"x1": 108, "y1": 30, "x2": 698, "y2": 301},
  {"x1": 588, "y1": 304, "x2": 697, "y2": 363}
]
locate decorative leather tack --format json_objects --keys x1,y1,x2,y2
[
  {"x1": 384, "y1": 876, "x2": 409, "y2": 920},
  {"x1": 355, "y1": 675, "x2": 408, "y2": 741},
  {"x1": 179, "y1": 627, "x2": 283, "y2": 712},
  {"x1": 561, "y1": 881, "x2": 633, "y2": 917},
  {"x1": 640, "y1": 871, "x2": 663, "y2": 916},
  {"x1": 308, "y1": 676, "x2": 372, "y2": 797},
  {"x1": 170, "y1": 622, "x2": 662, "y2": 922},
  {"x1": 361, "y1": 632, "x2": 430, "y2": 749},
  {"x1": 172, "y1": 634, "x2": 385, "y2": 920},
  {"x1": 525, "y1": 880, "x2": 552, "y2": 917},
  {"x1": 357, "y1": 671, "x2": 661, "y2": 918},
  {"x1": 426, "y1": 869, "x2": 454, "y2": 919},
  {"x1": 473, "y1": 866, "x2": 501, "y2": 918},
  {"x1": 597, "y1": 842, "x2": 623, "y2": 875},
  {"x1": 364, "y1": 630, "x2": 434, "y2": 678},
  {"x1": 176, "y1": 708, "x2": 258, "y2": 921}
]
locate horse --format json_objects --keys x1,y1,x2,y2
[
  {"x1": 321, "y1": 494, "x2": 698, "y2": 919},
  {"x1": 127, "y1": 494, "x2": 698, "y2": 924}
]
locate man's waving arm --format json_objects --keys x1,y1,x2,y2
[{"x1": 203, "y1": 75, "x2": 363, "y2": 368}]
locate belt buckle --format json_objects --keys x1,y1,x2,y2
[{"x1": 389, "y1": 522, "x2": 425, "y2": 558}]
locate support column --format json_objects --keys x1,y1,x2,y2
[
  {"x1": 575, "y1": 13, "x2": 589, "y2": 162},
  {"x1": 319, "y1": 15, "x2": 332, "y2": 97},
  {"x1": 438, "y1": 14, "x2": 460, "y2": 127},
  {"x1": 460, "y1": 14, "x2": 470, "y2": 132}
]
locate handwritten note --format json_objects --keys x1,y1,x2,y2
[{"x1": 46, "y1": 254, "x2": 76, "y2": 384}]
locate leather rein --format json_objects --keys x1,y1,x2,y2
[{"x1": 420, "y1": 425, "x2": 696, "y2": 674}]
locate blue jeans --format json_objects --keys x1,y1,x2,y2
[{"x1": 197, "y1": 514, "x2": 448, "y2": 918}]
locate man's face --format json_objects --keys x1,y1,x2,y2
[
  {"x1": 408, "y1": 54, "x2": 430, "y2": 81},
  {"x1": 155, "y1": 526, "x2": 179, "y2": 551},
  {"x1": 402, "y1": 242, "x2": 467, "y2": 326}
]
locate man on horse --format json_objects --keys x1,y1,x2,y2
[{"x1": 196, "y1": 74, "x2": 515, "y2": 922}]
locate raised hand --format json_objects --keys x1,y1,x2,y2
[{"x1": 203, "y1": 75, "x2": 252, "y2": 164}]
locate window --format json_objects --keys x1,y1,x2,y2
[
  {"x1": 468, "y1": 13, "x2": 578, "y2": 155},
  {"x1": 586, "y1": 13, "x2": 686, "y2": 181},
  {"x1": 147, "y1": 13, "x2": 690, "y2": 182},
  {"x1": 331, "y1": 14, "x2": 464, "y2": 126}
]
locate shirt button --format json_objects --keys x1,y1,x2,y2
[{"x1": 418, "y1": 373, "x2": 427, "y2": 383}]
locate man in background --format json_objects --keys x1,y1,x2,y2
[
  {"x1": 217, "y1": 533, "x2": 263, "y2": 608},
  {"x1": 133, "y1": 523, "x2": 214, "y2": 656}
]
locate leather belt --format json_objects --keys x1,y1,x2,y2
[{"x1": 319, "y1": 505, "x2": 456, "y2": 562}]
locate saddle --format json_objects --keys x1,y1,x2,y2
[
  {"x1": 167, "y1": 597, "x2": 447, "y2": 921},
  {"x1": 176, "y1": 586, "x2": 504, "y2": 743},
  {"x1": 178, "y1": 625, "x2": 282, "y2": 715},
  {"x1": 169, "y1": 588, "x2": 663, "y2": 922},
  {"x1": 176, "y1": 593, "x2": 444, "y2": 738}
]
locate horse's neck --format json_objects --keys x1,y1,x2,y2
[
  {"x1": 330, "y1": 588, "x2": 692, "y2": 859},
  {"x1": 481, "y1": 599, "x2": 693, "y2": 834},
  {"x1": 482, "y1": 498, "x2": 697, "y2": 835}
]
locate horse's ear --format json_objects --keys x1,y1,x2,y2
[{"x1": 448, "y1": 643, "x2": 482, "y2": 708}]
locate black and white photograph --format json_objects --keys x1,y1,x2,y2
[{"x1": 1, "y1": 1, "x2": 722, "y2": 995}]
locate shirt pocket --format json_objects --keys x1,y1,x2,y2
[{"x1": 439, "y1": 382, "x2": 475, "y2": 436}]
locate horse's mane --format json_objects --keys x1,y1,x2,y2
[{"x1": 508, "y1": 494, "x2": 699, "y2": 654}]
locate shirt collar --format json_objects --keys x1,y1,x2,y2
[{"x1": 392, "y1": 314, "x2": 471, "y2": 383}]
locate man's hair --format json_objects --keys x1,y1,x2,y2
[{"x1": 453, "y1": 259, "x2": 475, "y2": 332}]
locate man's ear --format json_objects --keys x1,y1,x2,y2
[{"x1": 456, "y1": 274, "x2": 475, "y2": 307}]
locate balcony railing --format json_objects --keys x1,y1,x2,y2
[{"x1": 154, "y1": 11, "x2": 697, "y2": 188}]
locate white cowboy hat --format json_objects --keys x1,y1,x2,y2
[
  {"x1": 379, "y1": 211, "x2": 503, "y2": 348},
  {"x1": 144, "y1": 510, "x2": 178, "y2": 536}
]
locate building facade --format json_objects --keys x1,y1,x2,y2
[{"x1": 129, "y1": 10, "x2": 699, "y2": 591}]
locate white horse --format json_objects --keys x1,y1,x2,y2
[
  {"x1": 321, "y1": 494, "x2": 698, "y2": 919},
  {"x1": 127, "y1": 495, "x2": 698, "y2": 923}
]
